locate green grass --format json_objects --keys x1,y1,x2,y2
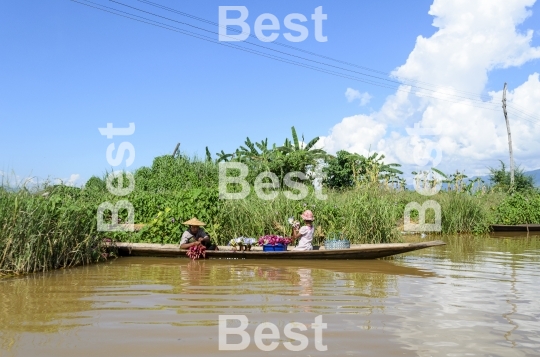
[
  {"x1": 0, "y1": 187, "x2": 104, "y2": 275},
  {"x1": 2, "y1": 154, "x2": 539, "y2": 275}
]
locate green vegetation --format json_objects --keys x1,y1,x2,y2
[
  {"x1": 489, "y1": 161, "x2": 536, "y2": 193},
  {"x1": 1, "y1": 126, "x2": 539, "y2": 274},
  {"x1": 0, "y1": 186, "x2": 103, "y2": 275},
  {"x1": 323, "y1": 150, "x2": 404, "y2": 189}
]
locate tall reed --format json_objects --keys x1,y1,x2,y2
[
  {"x1": 216, "y1": 185, "x2": 402, "y2": 245},
  {"x1": 0, "y1": 188, "x2": 103, "y2": 275}
]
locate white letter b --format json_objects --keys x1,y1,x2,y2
[
  {"x1": 219, "y1": 6, "x2": 250, "y2": 41},
  {"x1": 219, "y1": 315, "x2": 250, "y2": 351}
]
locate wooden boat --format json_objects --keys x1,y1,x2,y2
[
  {"x1": 490, "y1": 224, "x2": 540, "y2": 232},
  {"x1": 113, "y1": 240, "x2": 445, "y2": 260}
]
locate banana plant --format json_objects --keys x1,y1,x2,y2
[
  {"x1": 216, "y1": 150, "x2": 233, "y2": 163},
  {"x1": 277, "y1": 126, "x2": 327, "y2": 160}
]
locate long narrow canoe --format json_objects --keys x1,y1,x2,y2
[
  {"x1": 490, "y1": 224, "x2": 540, "y2": 232},
  {"x1": 113, "y1": 240, "x2": 445, "y2": 260}
]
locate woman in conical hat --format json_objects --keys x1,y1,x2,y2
[
  {"x1": 183, "y1": 217, "x2": 206, "y2": 226},
  {"x1": 179, "y1": 217, "x2": 217, "y2": 250}
]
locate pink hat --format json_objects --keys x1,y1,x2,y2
[{"x1": 301, "y1": 210, "x2": 314, "y2": 221}]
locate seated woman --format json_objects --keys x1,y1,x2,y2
[
  {"x1": 291, "y1": 210, "x2": 315, "y2": 251},
  {"x1": 179, "y1": 218, "x2": 218, "y2": 250}
]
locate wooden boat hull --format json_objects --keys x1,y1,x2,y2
[
  {"x1": 113, "y1": 241, "x2": 445, "y2": 260},
  {"x1": 490, "y1": 224, "x2": 540, "y2": 232}
]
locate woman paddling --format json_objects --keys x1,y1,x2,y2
[{"x1": 291, "y1": 210, "x2": 315, "y2": 251}]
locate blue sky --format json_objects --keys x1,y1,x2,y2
[{"x1": 1, "y1": 0, "x2": 539, "y2": 185}]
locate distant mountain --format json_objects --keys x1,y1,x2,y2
[
  {"x1": 406, "y1": 168, "x2": 540, "y2": 190},
  {"x1": 526, "y1": 169, "x2": 540, "y2": 186},
  {"x1": 475, "y1": 169, "x2": 540, "y2": 187}
]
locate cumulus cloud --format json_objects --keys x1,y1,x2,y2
[
  {"x1": 66, "y1": 174, "x2": 81, "y2": 186},
  {"x1": 54, "y1": 174, "x2": 81, "y2": 187},
  {"x1": 345, "y1": 88, "x2": 373, "y2": 106},
  {"x1": 320, "y1": 0, "x2": 540, "y2": 177},
  {"x1": 0, "y1": 171, "x2": 37, "y2": 187}
]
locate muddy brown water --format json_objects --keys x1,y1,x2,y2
[{"x1": 1, "y1": 235, "x2": 539, "y2": 357}]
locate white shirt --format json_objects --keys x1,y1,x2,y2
[{"x1": 294, "y1": 225, "x2": 314, "y2": 251}]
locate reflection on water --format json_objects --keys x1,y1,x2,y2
[{"x1": 1, "y1": 235, "x2": 539, "y2": 356}]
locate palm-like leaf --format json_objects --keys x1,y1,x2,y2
[
  {"x1": 304, "y1": 137, "x2": 320, "y2": 151},
  {"x1": 291, "y1": 127, "x2": 300, "y2": 151},
  {"x1": 216, "y1": 150, "x2": 233, "y2": 162},
  {"x1": 431, "y1": 167, "x2": 448, "y2": 179}
]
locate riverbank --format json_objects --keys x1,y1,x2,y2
[{"x1": 2, "y1": 154, "x2": 539, "y2": 275}]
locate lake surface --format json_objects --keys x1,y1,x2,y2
[{"x1": 1, "y1": 235, "x2": 539, "y2": 357}]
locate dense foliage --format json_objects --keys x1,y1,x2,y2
[
  {"x1": 493, "y1": 192, "x2": 540, "y2": 225},
  {"x1": 489, "y1": 161, "x2": 536, "y2": 193},
  {"x1": 1, "y1": 126, "x2": 539, "y2": 274},
  {"x1": 323, "y1": 150, "x2": 403, "y2": 189}
]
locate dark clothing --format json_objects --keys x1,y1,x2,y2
[
  {"x1": 180, "y1": 228, "x2": 217, "y2": 250},
  {"x1": 180, "y1": 227, "x2": 209, "y2": 245}
]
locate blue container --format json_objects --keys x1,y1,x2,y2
[{"x1": 263, "y1": 243, "x2": 288, "y2": 252}]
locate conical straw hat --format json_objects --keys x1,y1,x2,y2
[{"x1": 183, "y1": 217, "x2": 206, "y2": 226}]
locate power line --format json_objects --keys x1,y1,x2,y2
[
  {"x1": 69, "y1": 0, "x2": 403, "y2": 90},
  {"x1": 70, "y1": 0, "x2": 540, "y2": 124},
  {"x1": 131, "y1": 1, "x2": 540, "y2": 122},
  {"x1": 71, "y1": 0, "x2": 501, "y2": 111},
  {"x1": 114, "y1": 0, "x2": 504, "y2": 107},
  {"x1": 135, "y1": 0, "x2": 540, "y2": 122},
  {"x1": 76, "y1": 0, "x2": 524, "y2": 114},
  {"x1": 135, "y1": 0, "x2": 497, "y2": 101},
  {"x1": 507, "y1": 103, "x2": 540, "y2": 123}
]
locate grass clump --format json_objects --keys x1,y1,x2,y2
[{"x1": 0, "y1": 187, "x2": 104, "y2": 275}]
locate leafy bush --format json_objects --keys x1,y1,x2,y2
[
  {"x1": 489, "y1": 161, "x2": 536, "y2": 192},
  {"x1": 133, "y1": 189, "x2": 220, "y2": 244},
  {"x1": 493, "y1": 192, "x2": 540, "y2": 225}
]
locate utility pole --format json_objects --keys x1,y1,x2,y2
[
  {"x1": 502, "y1": 83, "x2": 515, "y2": 189},
  {"x1": 172, "y1": 142, "x2": 180, "y2": 157}
]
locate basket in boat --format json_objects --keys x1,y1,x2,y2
[{"x1": 325, "y1": 232, "x2": 350, "y2": 250}]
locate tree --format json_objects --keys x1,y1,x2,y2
[
  {"x1": 277, "y1": 126, "x2": 327, "y2": 161},
  {"x1": 489, "y1": 161, "x2": 534, "y2": 192},
  {"x1": 321, "y1": 150, "x2": 356, "y2": 189},
  {"x1": 323, "y1": 150, "x2": 403, "y2": 189},
  {"x1": 213, "y1": 126, "x2": 329, "y2": 186},
  {"x1": 84, "y1": 176, "x2": 106, "y2": 191}
]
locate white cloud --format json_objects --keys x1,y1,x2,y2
[
  {"x1": 66, "y1": 174, "x2": 81, "y2": 186},
  {"x1": 321, "y1": 0, "x2": 540, "y2": 177},
  {"x1": 54, "y1": 173, "x2": 81, "y2": 187},
  {"x1": 345, "y1": 88, "x2": 373, "y2": 106},
  {"x1": 0, "y1": 172, "x2": 37, "y2": 188}
]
